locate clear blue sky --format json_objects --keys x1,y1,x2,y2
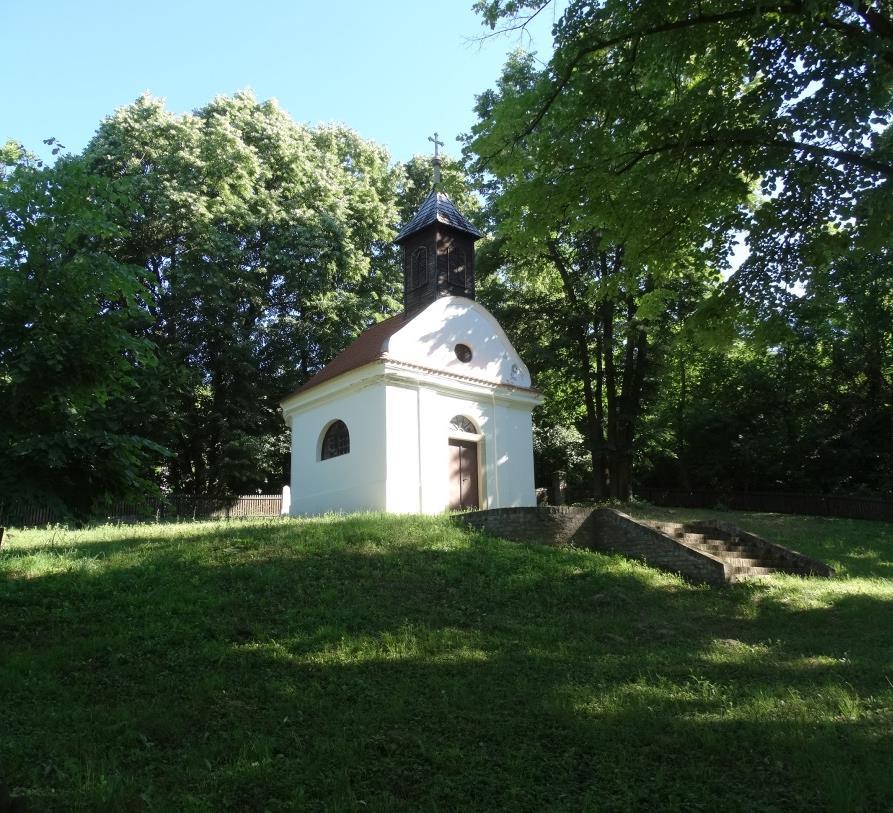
[{"x1": 2, "y1": 0, "x2": 558, "y2": 166}]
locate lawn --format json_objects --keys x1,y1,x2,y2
[{"x1": 1, "y1": 511, "x2": 892, "y2": 811}]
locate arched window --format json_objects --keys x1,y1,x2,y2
[
  {"x1": 411, "y1": 247, "x2": 428, "y2": 289},
  {"x1": 449, "y1": 415, "x2": 477, "y2": 434},
  {"x1": 448, "y1": 247, "x2": 466, "y2": 287},
  {"x1": 321, "y1": 420, "x2": 350, "y2": 460}
]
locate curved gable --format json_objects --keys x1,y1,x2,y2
[{"x1": 384, "y1": 297, "x2": 532, "y2": 388}]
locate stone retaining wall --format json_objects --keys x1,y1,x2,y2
[
  {"x1": 454, "y1": 507, "x2": 737, "y2": 586},
  {"x1": 588, "y1": 510, "x2": 727, "y2": 585},
  {"x1": 454, "y1": 506, "x2": 595, "y2": 547},
  {"x1": 455, "y1": 507, "x2": 729, "y2": 585}
]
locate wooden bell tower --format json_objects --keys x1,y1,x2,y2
[{"x1": 394, "y1": 134, "x2": 482, "y2": 318}]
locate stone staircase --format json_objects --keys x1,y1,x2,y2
[
  {"x1": 453, "y1": 507, "x2": 834, "y2": 586},
  {"x1": 641, "y1": 519, "x2": 832, "y2": 582}
]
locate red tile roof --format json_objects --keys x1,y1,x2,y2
[{"x1": 282, "y1": 313, "x2": 407, "y2": 401}]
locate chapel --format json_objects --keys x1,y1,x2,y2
[{"x1": 280, "y1": 144, "x2": 541, "y2": 515}]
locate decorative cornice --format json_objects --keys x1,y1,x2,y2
[{"x1": 280, "y1": 356, "x2": 542, "y2": 419}]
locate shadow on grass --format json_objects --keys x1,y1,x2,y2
[{"x1": 2, "y1": 518, "x2": 892, "y2": 811}]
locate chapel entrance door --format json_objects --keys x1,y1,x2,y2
[{"x1": 448, "y1": 438, "x2": 479, "y2": 510}]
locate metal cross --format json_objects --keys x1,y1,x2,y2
[{"x1": 428, "y1": 131, "x2": 444, "y2": 158}]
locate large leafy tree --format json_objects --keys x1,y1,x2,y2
[
  {"x1": 1, "y1": 94, "x2": 408, "y2": 509},
  {"x1": 470, "y1": 1, "x2": 892, "y2": 499},
  {"x1": 475, "y1": 0, "x2": 893, "y2": 297},
  {"x1": 0, "y1": 148, "x2": 163, "y2": 513},
  {"x1": 468, "y1": 51, "x2": 738, "y2": 500},
  {"x1": 79, "y1": 92, "x2": 404, "y2": 495}
]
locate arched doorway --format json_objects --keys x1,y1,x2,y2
[{"x1": 448, "y1": 415, "x2": 481, "y2": 510}]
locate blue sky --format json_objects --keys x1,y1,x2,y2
[{"x1": 2, "y1": 1, "x2": 558, "y2": 166}]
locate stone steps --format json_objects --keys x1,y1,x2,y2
[
  {"x1": 644, "y1": 519, "x2": 785, "y2": 579},
  {"x1": 687, "y1": 543, "x2": 773, "y2": 563},
  {"x1": 695, "y1": 543, "x2": 754, "y2": 556},
  {"x1": 454, "y1": 508, "x2": 834, "y2": 586},
  {"x1": 728, "y1": 566, "x2": 780, "y2": 582}
]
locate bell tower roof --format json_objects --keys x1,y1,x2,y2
[
  {"x1": 394, "y1": 188, "x2": 483, "y2": 244},
  {"x1": 395, "y1": 134, "x2": 482, "y2": 317}
]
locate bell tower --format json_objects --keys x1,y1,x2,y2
[{"x1": 394, "y1": 133, "x2": 482, "y2": 318}]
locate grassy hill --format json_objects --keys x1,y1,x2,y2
[{"x1": 2, "y1": 512, "x2": 892, "y2": 811}]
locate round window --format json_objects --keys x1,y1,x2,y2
[{"x1": 454, "y1": 343, "x2": 473, "y2": 363}]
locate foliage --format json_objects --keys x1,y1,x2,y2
[
  {"x1": 641, "y1": 244, "x2": 893, "y2": 494},
  {"x1": 0, "y1": 152, "x2": 164, "y2": 512},
  {"x1": 470, "y1": 1, "x2": 893, "y2": 497},
  {"x1": 474, "y1": 0, "x2": 892, "y2": 289},
  {"x1": 468, "y1": 48, "x2": 733, "y2": 499},
  {"x1": 2, "y1": 513, "x2": 892, "y2": 810},
  {"x1": 0, "y1": 94, "x2": 490, "y2": 508},
  {"x1": 77, "y1": 93, "x2": 403, "y2": 496}
]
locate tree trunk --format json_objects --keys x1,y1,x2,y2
[
  {"x1": 548, "y1": 241, "x2": 607, "y2": 499},
  {"x1": 602, "y1": 298, "x2": 618, "y2": 497},
  {"x1": 594, "y1": 330, "x2": 607, "y2": 497},
  {"x1": 677, "y1": 347, "x2": 691, "y2": 490},
  {"x1": 607, "y1": 291, "x2": 649, "y2": 502}
]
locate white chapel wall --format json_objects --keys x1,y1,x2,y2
[
  {"x1": 385, "y1": 297, "x2": 532, "y2": 388},
  {"x1": 491, "y1": 401, "x2": 536, "y2": 508},
  {"x1": 384, "y1": 379, "x2": 536, "y2": 514},
  {"x1": 383, "y1": 383, "x2": 423, "y2": 513},
  {"x1": 287, "y1": 381, "x2": 387, "y2": 515}
]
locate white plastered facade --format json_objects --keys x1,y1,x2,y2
[{"x1": 281, "y1": 297, "x2": 542, "y2": 516}]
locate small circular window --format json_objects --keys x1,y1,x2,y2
[{"x1": 455, "y1": 343, "x2": 473, "y2": 363}]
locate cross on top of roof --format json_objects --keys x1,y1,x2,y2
[
  {"x1": 428, "y1": 131, "x2": 444, "y2": 158},
  {"x1": 428, "y1": 132, "x2": 444, "y2": 185}
]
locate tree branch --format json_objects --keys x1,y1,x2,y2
[
  {"x1": 612, "y1": 132, "x2": 893, "y2": 178},
  {"x1": 511, "y1": 4, "x2": 808, "y2": 147},
  {"x1": 486, "y1": 1, "x2": 893, "y2": 163},
  {"x1": 856, "y1": 1, "x2": 893, "y2": 42},
  {"x1": 471, "y1": 1, "x2": 553, "y2": 43}
]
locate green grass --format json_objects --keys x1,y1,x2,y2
[
  {"x1": 1, "y1": 511, "x2": 892, "y2": 812},
  {"x1": 624, "y1": 503, "x2": 893, "y2": 579}
]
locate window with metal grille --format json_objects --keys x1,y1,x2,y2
[
  {"x1": 321, "y1": 420, "x2": 350, "y2": 460},
  {"x1": 449, "y1": 415, "x2": 477, "y2": 434}
]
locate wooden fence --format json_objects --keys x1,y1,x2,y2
[
  {"x1": 636, "y1": 488, "x2": 893, "y2": 523},
  {"x1": 0, "y1": 494, "x2": 284, "y2": 529}
]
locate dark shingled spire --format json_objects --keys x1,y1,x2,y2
[
  {"x1": 394, "y1": 135, "x2": 483, "y2": 316},
  {"x1": 394, "y1": 189, "x2": 483, "y2": 244}
]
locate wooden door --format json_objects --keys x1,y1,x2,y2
[{"x1": 448, "y1": 438, "x2": 479, "y2": 510}]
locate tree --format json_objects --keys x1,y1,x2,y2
[
  {"x1": 468, "y1": 51, "x2": 735, "y2": 500},
  {"x1": 469, "y1": 2, "x2": 893, "y2": 499},
  {"x1": 474, "y1": 0, "x2": 893, "y2": 299},
  {"x1": 0, "y1": 150, "x2": 163, "y2": 514},
  {"x1": 81, "y1": 92, "x2": 403, "y2": 495},
  {"x1": 632, "y1": 222, "x2": 892, "y2": 497},
  {"x1": 1, "y1": 93, "x2": 410, "y2": 510}
]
